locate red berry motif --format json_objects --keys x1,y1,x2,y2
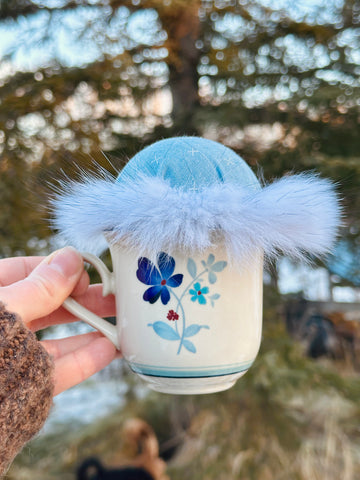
[
  {"x1": 167, "y1": 309, "x2": 179, "y2": 321},
  {"x1": 140, "y1": 253, "x2": 226, "y2": 355}
]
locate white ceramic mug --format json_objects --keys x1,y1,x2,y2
[{"x1": 63, "y1": 244, "x2": 263, "y2": 395}]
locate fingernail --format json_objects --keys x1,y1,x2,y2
[{"x1": 47, "y1": 246, "x2": 82, "y2": 279}]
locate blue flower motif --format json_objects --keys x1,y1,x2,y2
[
  {"x1": 137, "y1": 252, "x2": 183, "y2": 305},
  {"x1": 189, "y1": 282, "x2": 209, "y2": 305}
]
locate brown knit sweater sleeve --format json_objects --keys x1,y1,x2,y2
[{"x1": 0, "y1": 304, "x2": 54, "y2": 476}]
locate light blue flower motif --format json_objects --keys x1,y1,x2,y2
[
  {"x1": 138, "y1": 252, "x2": 227, "y2": 354},
  {"x1": 189, "y1": 282, "x2": 209, "y2": 305}
]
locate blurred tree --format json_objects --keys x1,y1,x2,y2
[{"x1": 0, "y1": 0, "x2": 359, "y2": 266}]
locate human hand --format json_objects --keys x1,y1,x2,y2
[{"x1": 0, "y1": 246, "x2": 118, "y2": 395}]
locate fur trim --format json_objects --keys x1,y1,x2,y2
[{"x1": 50, "y1": 172, "x2": 342, "y2": 265}]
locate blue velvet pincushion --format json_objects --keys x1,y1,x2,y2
[{"x1": 51, "y1": 136, "x2": 341, "y2": 265}]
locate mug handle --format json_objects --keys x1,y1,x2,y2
[{"x1": 62, "y1": 252, "x2": 120, "y2": 350}]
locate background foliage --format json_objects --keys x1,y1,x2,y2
[
  {"x1": 0, "y1": 0, "x2": 359, "y2": 263},
  {"x1": 8, "y1": 287, "x2": 360, "y2": 479}
]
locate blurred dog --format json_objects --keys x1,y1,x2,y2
[
  {"x1": 77, "y1": 419, "x2": 168, "y2": 480},
  {"x1": 77, "y1": 457, "x2": 154, "y2": 479}
]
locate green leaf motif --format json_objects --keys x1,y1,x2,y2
[
  {"x1": 210, "y1": 293, "x2": 220, "y2": 300},
  {"x1": 184, "y1": 324, "x2": 210, "y2": 337},
  {"x1": 209, "y1": 293, "x2": 220, "y2": 308},
  {"x1": 149, "y1": 321, "x2": 180, "y2": 341},
  {"x1": 208, "y1": 271, "x2": 217, "y2": 284},
  {"x1": 211, "y1": 261, "x2": 227, "y2": 272},
  {"x1": 187, "y1": 258, "x2": 197, "y2": 279},
  {"x1": 207, "y1": 253, "x2": 215, "y2": 265},
  {"x1": 183, "y1": 339, "x2": 196, "y2": 353}
]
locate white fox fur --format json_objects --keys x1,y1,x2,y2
[{"x1": 50, "y1": 172, "x2": 342, "y2": 265}]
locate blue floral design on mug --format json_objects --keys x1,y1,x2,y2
[
  {"x1": 136, "y1": 252, "x2": 227, "y2": 354},
  {"x1": 136, "y1": 253, "x2": 183, "y2": 305},
  {"x1": 189, "y1": 282, "x2": 209, "y2": 304}
]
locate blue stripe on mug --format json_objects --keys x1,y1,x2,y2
[{"x1": 128, "y1": 361, "x2": 254, "y2": 378}]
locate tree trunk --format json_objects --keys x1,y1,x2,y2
[
  {"x1": 160, "y1": 3, "x2": 201, "y2": 134},
  {"x1": 269, "y1": 262, "x2": 279, "y2": 291}
]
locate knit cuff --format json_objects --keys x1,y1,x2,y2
[{"x1": 0, "y1": 304, "x2": 54, "y2": 476}]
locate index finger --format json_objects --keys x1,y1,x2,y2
[
  {"x1": 0, "y1": 256, "x2": 44, "y2": 287},
  {"x1": 51, "y1": 336, "x2": 118, "y2": 396}
]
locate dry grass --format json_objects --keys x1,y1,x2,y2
[{"x1": 8, "y1": 288, "x2": 360, "y2": 479}]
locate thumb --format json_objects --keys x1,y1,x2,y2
[{"x1": 1, "y1": 247, "x2": 84, "y2": 325}]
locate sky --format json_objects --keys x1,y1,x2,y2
[
  {"x1": 0, "y1": 0, "x2": 353, "y2": 74},
  {"x1": 0, "y1": 5, "x2": 163, "y2": 73}
]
